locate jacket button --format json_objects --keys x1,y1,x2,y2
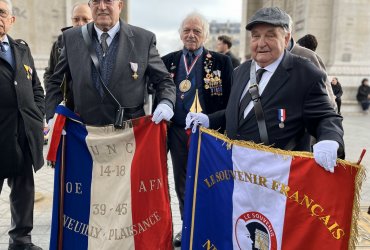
[{"x1": 14, "y1": 81, "x2": 18, "y2": 86}]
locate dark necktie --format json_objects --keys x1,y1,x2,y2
[
  {"x1": 239, "y1": 68, "x2": 266, "y2": 121},
  {"x1": 0, "y1": 42, "x2": 6, "y2": 52},
  {"x1": 100, "y1": 32, "x2": 109, "y2": 55},
  {"x1": 186, "y1": 52, "x2": 194, "y2": 66}
]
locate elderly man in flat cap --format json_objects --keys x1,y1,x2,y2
[{"x1": 186, "y1": 7, "x2": 345, "y2": 173}]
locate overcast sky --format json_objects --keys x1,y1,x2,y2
[{"x1": 129, "y1": 0, "x2": 242, "y2": 55}]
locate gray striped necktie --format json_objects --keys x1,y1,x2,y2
[{"x1": 100, "y1": 33, "x2": 109, "y2": 55}]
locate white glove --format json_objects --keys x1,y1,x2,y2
[
  {"x1": 152, "y1": 103, "x2": 174, "y2": 124},
  {"x1": 313, "y1": 140, "x2": 339, "y2": 173},
  {"x1": 48, "y1": 118, "x2": 66, "y2": 135},
  {"x1": 185, "y1": 112, "x2": 210, "y2": 133}
]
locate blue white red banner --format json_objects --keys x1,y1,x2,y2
[
  {"x1": 182, "y1": 128, "x2": 363, "y2": 250},
  {"x1": 48, "y1": 106, "x2": 172, "y2": 250}
]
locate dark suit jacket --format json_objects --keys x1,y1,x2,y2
[
  {"x1": 209, "y1": 51, "x2": 344, "y2": 157},
  {"x1": 161, "y1": 49, "x2": 233, "y2": 117},
  {"x1": 46, "y1": 20, "x2": 176, "y2": 125},
  {"x1": 0, "y1": 36, "x2": 45, "y2": 177}
]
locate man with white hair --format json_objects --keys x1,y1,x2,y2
[
  {"x1": 0, "y1": 0, "x2": 44, "y2": 249},
  {"x1": 160, "y1": 12, "x2": 233, "y2": 247}
]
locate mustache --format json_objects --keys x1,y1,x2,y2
[{"x1": 97, "y1": 12, "x2": 109, "y2": 15}]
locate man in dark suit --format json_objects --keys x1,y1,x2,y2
[
  {"x1": 46, "y1": 0, "x2": 176, "y2": 126},
  {"x1": 217, "y1": 35, "x2": 241, "y2": 68},
  {"x1": 0, "y1": 0, "x2": 45, "y2": 249},
  {"x1": 162, "y1": 12, "x2": 233, "y2": 247},
  {"x1": 187, "y1": 7, "x2": 344, "y2": 173}
]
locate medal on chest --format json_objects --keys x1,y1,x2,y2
[
  {"x1": 179, "y1": 53, "x2": 200, "y2": 96},
  {"x1": 278, "y1": 108, "x2": 286, "y2": 128}
]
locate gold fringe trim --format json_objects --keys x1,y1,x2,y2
[
  {"x1": 199, "y1": 127, "x2": 366, "y2": 249},
  {"x1": 349, "y1": 165, "x2": 366, "y2": 250}
]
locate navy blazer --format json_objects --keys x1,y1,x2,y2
[{"x1": 161, "y1": 49, "x2": 233, "y2": 116}]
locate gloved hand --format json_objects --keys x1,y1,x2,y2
[
  {"x1": 152, "y1": 103, "x2": 174, "y2": 124},
  {"x1": 185, "y1": 112, "x2": 210, "y2": 133},
  {"x1": 313, "y1": 140, "x2": 339, "y2": 173},
  {"x1": 48, "y1": 118, "x2": 66, "y2": 135}
]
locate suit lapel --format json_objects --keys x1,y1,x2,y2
[
  {"x1": 5, "y1": 36, "x2": 20, "y2": 71},
  {"x1": 110, "y1": 20, "x2": 134, "y2": 92},
  {"x1": 260, "y1": 51, "x2": 292, "y2": 107},
  {"x1": 85, "y1": 23, "x2": 103, "y2": 100},
  {"x1": 235, "y1": 61, "x2": 251, "y2": 124},
  {"x1": 239, "y1": 52, "x2": 292, "y2": 127}
]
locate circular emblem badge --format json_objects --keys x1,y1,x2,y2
[
  {"x1": 235, "y1": 211, "x2": 277, "y2": 250},
  {"x1": 179, "y1": 79, "x2": 191, "y2": 93}
]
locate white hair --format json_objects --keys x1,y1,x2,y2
[
  {"x1": 0, "y1": 0, "x2": 12, "y2": 14},
  {"x1": 179, "y1": 12, "x2": 210, "y2": 41}
]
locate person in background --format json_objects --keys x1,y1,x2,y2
[
  {"x1": 161, "y1": 12, "x2": 233, "y2": 247},
  {"x1": 297, "y1": 34, "x2": 318, "y2": 52},
  {"x1": 43, "y1": 2, "x2": 92, "y2": 85},
  {"x1": 0, "y1": 0, "x2": 45, "y2": 249},
  {"x1": 330, "y1": 77, "x2": 343, "y2": 115},
  {"x1": 287, "y1": 30, "x2": 336, "y2": 109},
  {"x1": 217, "y1": 34, "x2": 240, "y2": 68},
  {"x1": 187, "y1": 7, "x2": 344, "y2": 173},
  {"x1": 356, "y1": 78, "x2": 370, "y2": 114}
]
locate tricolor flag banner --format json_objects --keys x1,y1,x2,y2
[
  {"x1": 48, "y1": 106, "x2": 172, "y2": 250},
  {"x1": 182, "y1": 128, "x2": 364, "y2": 250}
]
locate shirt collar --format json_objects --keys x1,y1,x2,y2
[
  {"x1": 255, "y1": 51, "x2": 285, "y2": 73},
  {"x1": 182, "y1": 47, "x2": 203, "y2": 57},
  {"x1": 0, "y1": 35, "x2": 10, "y2": 52},
  {"x1": 94, "y1": 21, "x2": 120, "y2": 41}
]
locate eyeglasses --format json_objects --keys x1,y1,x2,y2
[
  {"x1": 0, "y1": 8, "x2": 10, "y2": 18},
  {"x1": 89, "y1": 0, "x2": 120, "y2": 6},
  {"x1": 71, "y1": 17, "x2": 92, "y2": 23}
]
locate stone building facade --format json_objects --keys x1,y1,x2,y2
[
  {"x1": 241, "y1": 0, "x2": 370, "y2": 106},
  {"x1": 8, "y1": 0, "x2": 128, "y2": 83},
  {"x1": 204, "y1": 20, "x2": 241, "y2": 61}
]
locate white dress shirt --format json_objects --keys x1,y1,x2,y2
[
  {"x1": 94, "y1": 21, "x2": 120, "y2": 47},
  {"x1": 240, "y1": 52, "x2": 285, "y2": 118}
]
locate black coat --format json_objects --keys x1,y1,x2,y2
[
  {"x1": 161, "y1": 49, "x2": 233, "y2": 116},
  {"x1": 331, "y1": 83, "x2": 343, "y2": 100},
  {"x1": 0, "y1": 36, "x2": 45, "y2": 177},
  {"x1": 209, "y1": 51, "x2": 344, "y2": 157},
  {"x1": 356, "y1": 84, "x2": 370, "y2": 102}
]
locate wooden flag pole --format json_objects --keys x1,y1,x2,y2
[{"x1": 57, "y1": 75, "x2": 68, "y2": 250}]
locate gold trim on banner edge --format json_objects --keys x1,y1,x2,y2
[{"x1": 199, "y1": 127, "x2": 366, "y2": 249}]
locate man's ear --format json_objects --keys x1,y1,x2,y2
[{"x1": 284, "y1": 33, "x2": 291, "y2": 48}]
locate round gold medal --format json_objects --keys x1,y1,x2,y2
[{"x1": 179, "y1": 79, "x2": 191, "y2": 92}]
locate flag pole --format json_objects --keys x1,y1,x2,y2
[{"x1": 57, "y1": 75, "x2": 68, "y2": 250}]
